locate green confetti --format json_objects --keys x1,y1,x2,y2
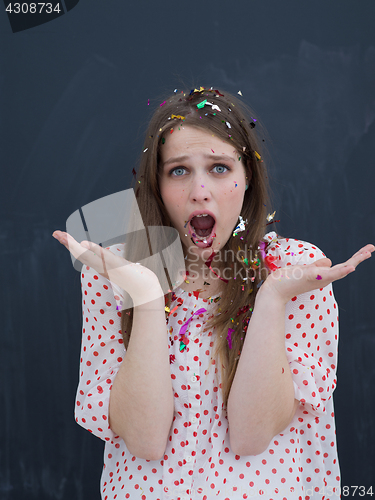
[{"x1": 197, "y1": 99, "x2": 207, "y2": 109}]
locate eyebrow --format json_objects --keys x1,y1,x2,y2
[{"x1": 162, "y1": 153, "x2": 237, "y2": 168}]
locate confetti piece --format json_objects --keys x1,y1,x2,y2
[
  {"x1": 266, "y1": 211, "x2": 276, "y2": 222},
  {"x1": 147, "y1": 99, "x2": 149, "y2": 105},
  {"x1": 211, "y1": 149, "x2": 215, "y2": 153},
  {"x1": 171, "y1": 114, "x2": 186, "y2": 120},
  {"x1": 143, "y1": 148, "x2": 148, "y2": 152},
  {"x1": 238, "y1": 90, "x2": 242, "y2": 96},
  {"x1": 226, "y1": 121, "x2": 231, "y2": 128},
  {"x1": 254, "y1": 151, "x2": 261, "y2": 160},
  {"x1": 264, "y1": 255, "x2": 278, "y2": 271},
  {"x1": 316, "y1": 275, "x2": 322, "y2": 280},
  {"x1": 233, "y1": 215, "x2": 247, "y2": 236},
  {"x1": 179, "y1": 308, "x2": 207, "y2": 339},
  {"x1": 227, "y1": 328, "x2": 235, "y2": 349},
  {"x1": 266, "y1": 219, "x2": 280, "y2": 226},
  {"x1": 174, "y1": 89, "x2": 178, "y2": 93},
  {"x1": 162, "y1": 138, "x2": 165, "y2": 144},
  {"x1": 197, "y1": 99, "x2": 207, "y2": 109},
  {"x1": 168, "y1": 305, "x2": 180, "y2": 316},
  {"x1": 215, "y1": 90, "x2": 224, "y2": 96},
  {"x1": 160, "y1": 101, "x2": 166, "y2": 106}
]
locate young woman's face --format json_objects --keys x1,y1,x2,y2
[{"x1": 158, "y1": 125, "x2": 248, "y2": 273}]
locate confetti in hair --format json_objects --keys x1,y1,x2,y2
[
  {"x1": 197, "y1": 99, "x2": 207, "y2": 109},
  {"x1": 233, "y1": 215, "x2": 247, "y2": 236},
  {"x1": 227, "y1": 328, "x2": 235, "y2": 349}
]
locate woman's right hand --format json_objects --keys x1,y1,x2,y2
[{"x1": 52, "y1": 230, "x2": 165, "y2": 307}]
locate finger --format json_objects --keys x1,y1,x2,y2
[
  {"x1": 56, "y1": 232, "x2": 129, "y2": 277},
  {"x1": 312, "y1": 257, "x2": 332, "y2": 268},
  {"x1": 349, "y1": 244, "x2": 375, "y2": 260},
  {"x1": 317, "y1": 244, "x2": 374, "y2": 277},
  {"x1": 343, "y1": 247, "x2": 373, "y2": 269}
]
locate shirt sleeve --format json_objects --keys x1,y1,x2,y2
[
  {"x1": 265, "y1": 233, "x2": 339, "y2": 429},
  {"x1": 74, "y1": 245, "x2": 127, "y2": 443}
]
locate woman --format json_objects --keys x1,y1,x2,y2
[{"x1": 53, "y1": 86, "x2": 374, "y2": 500}]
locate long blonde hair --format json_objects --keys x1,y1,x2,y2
[{"x1": 120, "y1": 87, "x2": 275, "y2": 408}]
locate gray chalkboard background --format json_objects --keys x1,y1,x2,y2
[{"x1": 1, "y1": 1, "x2": 374, "y2": 498}]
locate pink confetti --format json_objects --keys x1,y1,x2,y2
[
  {"x1": 316, "y1": 275, "x2": 322, "y2": 280},
  {"x1": 160, "y1": 101, "x2": 166, "y2": 106},
  {"x1": 179, "y1": 308, "x2": 207, "y2": 338},
  {"x1": 259, "y1": 240, "x2": 267, "y2": 260},
  {"x1": 227, "y1": 328, "x2": 235, "y2": 349}
]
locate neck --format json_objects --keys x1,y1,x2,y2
[{"x1": 181, "y1": 257, "x2": 226, "y2": 295}]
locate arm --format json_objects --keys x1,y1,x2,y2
[
  {"x1": 108, "y1": 294, "x2": 175, "y2": 460},
  {"x1": 227, "y1": 237, "x2": 373, "y2": 456},
  {"x1": 75, "y1": 258, "x2": 174, "y2": 461},
  {"x1": 227, "y1": 286, "x2": 299, "y2": 456}
]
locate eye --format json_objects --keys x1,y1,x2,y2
[
  {"x1": 213, "y1": 164, "x2": 230, "y2": 174},
  {"x1": 169, "y1": 167, "x2": 186, "y2": 177}
]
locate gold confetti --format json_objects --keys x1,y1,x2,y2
[
  {"x1": 266, "y1": 211, "x2": 276, "y2": 222},
  {"x1": 254, "y1": 151, "x2": 261, "y2": 160}
]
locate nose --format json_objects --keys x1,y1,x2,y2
[{"x1": 189, "y1": 175, "x2": 212, "y2": 202}]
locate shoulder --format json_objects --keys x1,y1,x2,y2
[{"x1": 263, "y1": 231, "x2": 327, "y2": 269}]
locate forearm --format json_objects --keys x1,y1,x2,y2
[
  {"x1": 109, "y1": 293, "x2": 174, "y2": 460},
  {"x1": 227, "y1": 286, "x2": 297, "y2": 456}
]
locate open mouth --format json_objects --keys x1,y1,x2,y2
[{"x1": 188, "y1": 214, "x2": 216, "y2": 248}]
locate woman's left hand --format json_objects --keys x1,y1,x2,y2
[{"x1": 260, "y1": 244, "x2": 375, "y2": 305}]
